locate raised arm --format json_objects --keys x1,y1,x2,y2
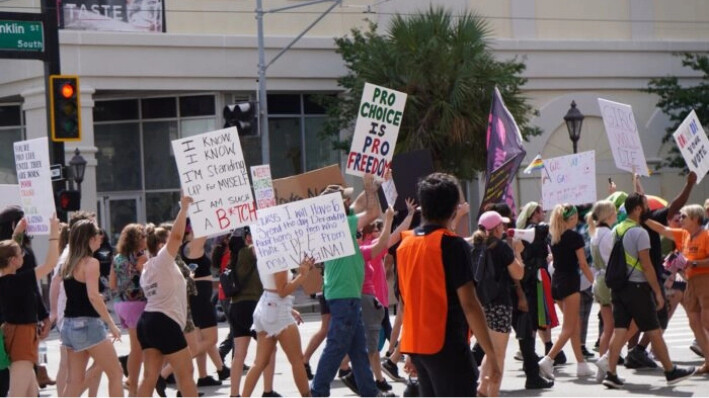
[
  {"x1": 644, "y1": 219, "x2": 674, "y2": 239},
  {"x1": 388, "y1": 198, "x2": 416, "y2": 248},
  {"x1": 450, "y1": 202, "x2": 470, "y2": 231},
  {"x1": 665, "y1": 171, "x2": 697, "y2": 219},
  {"x1": 274, "y1": 255, "x2": 315, "y2": 298},
  {"x1": 34, "y1": 215, "x2": 61, "y2": 280},
  {"x1": 167, "y1": 196, "x2": 193, "y2": 258},
  {"x1": 369, "y1": 207, "x2": 395, "y2": 259},
  {"x1": 356, "y1": 173, "x2": 381, "y2": 230},
  {"x1": 633, "y1": 173, "x2": 645, "y2": 195}
]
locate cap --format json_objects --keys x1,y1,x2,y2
[
  {"x1": 478, "y1": 211, "x2": 510, "y2": 230},
  {"x1": 0, "y1": 205, "x2": 23, "y2": 225},
  {"x1": 320, "y1": 184, "x2": 354, "y2": 199}
]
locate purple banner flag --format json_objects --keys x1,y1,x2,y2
[{"x1": 479, "y1": 87, "x2": 526, "y2": 217}]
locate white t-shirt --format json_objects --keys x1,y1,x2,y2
[
  {"x1": 591, "y1": 226, "x2": 614, "y2": 266},
  {"x1": 53, "y1": 247, "x2": 69, "y2": 329},
  {"x1": 141, "y1": 247, "x2": 187, "y2": 329}
]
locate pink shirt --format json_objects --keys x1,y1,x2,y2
[{"x1": 360, "y1": 239, "x2": 389, "y2": 307}]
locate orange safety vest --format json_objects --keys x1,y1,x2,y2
[{"x1": 397, "y1": 228, "x2": 452, "y2": 354}]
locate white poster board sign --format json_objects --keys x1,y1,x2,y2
[
  {"x1": 172, "y1": 127, "x2": 254, "y2": 237},
  {"x1": 542, "y1": 151, "x2": 597, "y2": 210},
  {"x1": 347, "y1": 83, "x2": 407, "y2": 180},
  {"x1": 251, "y1": 193, "x2": 355, "y2": 275},
  {"x1": 0, "y1": 185, "x2": 21, "y2": 212},
  {"x1": 251, "y1": 165, "x2": 277, "y2": 209},
  {"x1": 673, "y1": 110, "x2": 709, "y2": 184},
  {"x1": 13, "y1": 137, "x2": 56, "y2": 235},
  {"x1": 598, "y1": 98, "x2": 649, "y2": 176},
  {"x1": 382, "y1": 179, "x2": 398, "y2": 208}
]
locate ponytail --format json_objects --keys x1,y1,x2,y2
[{"x1": 549, "y1": 204, "x2": 565, "y2": 245}]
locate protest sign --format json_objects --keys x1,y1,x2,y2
[
  {"x1": 382, "y1": 179, "x2": 398, "y2": 208},
  {"x1": 172, "y1": 127, "x2": 254, "y2": 238},
  {"x1": 272, "y1": 165, "x2": 345, "y2": 205},
  {"x1": 598, "y1": 98, "x2": 649, "y2": 176},
  {"x1": 13, "y1": 137, "x2": 56, "y2": 235},
  {"x1": 389, "y1": 149, "x2": 434, "y2": 211},
  {"x1": 673, "y1": 110, "x2": 709, "y2": 184},
  {"x1": 0, "y1": 185, "x2": 21, "y2": 212},
  {"x1": 347, "y1": 83, "x2": 407, "y2": 180},
  {"x1": 251, "y1": 165, "x2": 276, "y2": 209},
  {"x1": 251, "y1": 193, "x2": 355, "y2": 275},
  {"x1": 542, "y1": 151, "x2": 597, "y2": 210}
]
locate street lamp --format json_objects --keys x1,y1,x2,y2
[
  {"x1": 69, "y1": 148, "x2": 87, "y2": 192},
  {"x1": 564, "y1": 100, "x2": 584, "y2": 154}
]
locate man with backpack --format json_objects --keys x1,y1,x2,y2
[{"x1": 599, "y1": 193, "x2": 696, "y2": 388}]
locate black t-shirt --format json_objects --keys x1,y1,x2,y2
[
  {"x1": 180, "y1": 242, "x2": 212, "y2": 278},
  {"x1": 0, "y1": 271, "x2": 39, "y2": 324},
  {"x1": 487, "y1": 237, "x2": 515, "y2": 306},
  {"x1": 643, "y1": 208, "x2": 668, "y2": 283},
  {"x1": 551, "y1": 229, "x2": 585, "y2": 275},
  {"x1": 416, "y1": 225, "x2": 475, "y2": 342}
]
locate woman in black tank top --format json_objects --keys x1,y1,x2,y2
[{"x1": 61, "y1": 220, "x2": 125, "y2": 397}]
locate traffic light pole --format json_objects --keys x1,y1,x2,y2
[{"x1": 255, "y1": 0, "x2": 342, "y2": 164}]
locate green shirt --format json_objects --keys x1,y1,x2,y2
[
  {"x1": 323, "y1": 214, "x2": 365, "y2": 300},
  {"x1": 231, "y1": 246, "x2": 264, "y2": 303}
]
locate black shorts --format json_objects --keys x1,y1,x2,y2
[
  {"x1": 229, "y1": 300, "x2": 257, "y2": 338},
  {"x1": 611, "y1": 282, "x2": 661, "y2": 332},
  {"x1": 137, "y1": 311, "x2": 188, "y2": 355},
  {"x1": 318, "y1": 294, "x2": 330, "y2": 315},
  {"x1": 189, "y1": 281, "x2": 217, "y2": 329},
  {"x1": 551, "y1": 272, "x2": 580, "y2": 301}
]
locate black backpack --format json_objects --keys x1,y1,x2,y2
[
  {"x1": 470, "y1": 239, "x2": 501, "y2": 306},
  {"x1": 220, "y1": 264, "x2": 255, "y2": 298},
  {"x1": 604, "y1": 228, "x2": 638, "y2": 291}
]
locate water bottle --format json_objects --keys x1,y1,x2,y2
[{"x1": 39, "y1": 341, "x2": 47, "y2": 364}]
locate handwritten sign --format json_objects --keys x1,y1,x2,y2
[
  {"x1": 171, "y1": 127, "x2": 254, "y2": 238},
  {"x1": 251, "y1": 165, "x2": 276, "y2": 209},
  {"x1": 13, "y1": 137, "x2": 56, "y2": 235},
  {"x1": 542, "y1": 151, "x2": 597, "y2": 210},
  {"x1": 346, "y1": 83, "x2": 407, "y2": 180},
  {"x1": 272, "y1": 165, "x2": 345, "y2": 205},
  {"x1": 251, "y1": 193, "x2": 355, "y2": 275},
  {"x1": 673, "y1": 110, "x2": 709, "y2": 184},
  {"x1": 598, "y1": 98, "x2": 649, "y2": 176}
]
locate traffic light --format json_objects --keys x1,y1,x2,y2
[
  {"x1": 223, "y1": 101, "x2": 258, "y2": 136},
  {"x1": 50, "y1": 75, "x2": 81, "y2": 142},
  {"x1": 56, "y1": 190, "x2": 81, "y2": 212}
]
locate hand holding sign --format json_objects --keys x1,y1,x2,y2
[{"x1": 672, "y1": 110, "x2": 709, "y2": 184}]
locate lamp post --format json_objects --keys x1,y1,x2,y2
[
  {"x1": 564, "y1": 100, "x2": 584, "y2": 154},
  {"x1": 69, "y1": 148, "x2": 87, "y2": 192}
]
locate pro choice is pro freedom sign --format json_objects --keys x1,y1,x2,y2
[{"x1": 346, "y1": 83, "x2": 407, "y2": 180}]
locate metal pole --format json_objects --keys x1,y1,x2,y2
[
  {"x1": 256, "y1": 0, "x2": 270, "y2": 164},
  {"x1": 573, "y1": 139, "x2": 578, "y2": 154}
]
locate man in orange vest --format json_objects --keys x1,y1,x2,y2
[{"x1": 397, "y1": 172, "x2": 501, "y2": 396}]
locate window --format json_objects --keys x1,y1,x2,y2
[
  {"x1": 94, "y1": 99, "x2": 139, "y2": 122},
  {"x1": 95, "y1": 123, "x2": 142, "y2": 191},
  {"x1": 142, "y1": 121, "x2": 179, "y2": 190}
]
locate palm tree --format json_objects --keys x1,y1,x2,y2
[{"x1": 320, "y1": 7, "x2": 539, "y2": 180}]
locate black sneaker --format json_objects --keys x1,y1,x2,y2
[
  {"x1": 176, "y1": 392, "x2": 204, "y2": 397},
  {"x1": 197, "y1": 376, "x2": 222, "y2": 387},
  {"x1": 156, "y1": 375, "x2": 167, "y2": 397},
  {"x1": 553, "y1": 351, "x2": 567, "y2": 366},
  {"x1": 665, "y1": 366, "x2": 696, "y2": 385},
  {"x1": 618, "y1": 355, "x2": 625, "y2": 366},
  {"x1": 118, "y1": 355, "x2": 129, "y2": 378},
  {"x1": 525, "y1": 376, "x2": 554, "y2": 390},
  {"x1": 381, "y1": 359, "x2": 405, "y2": 382},
  {"x1": 626, "y1": 347, "x2": 657, "y2": 369},
  {"x1": 217, "y1": 365, "x2": 231, "y2": 381},
  {"x1": 338, "y1": 368, "x2": 352, "y2": 379},
  {"x1": 262, "y1": 391, "x2": 282, "y2": 397},
  {"x1": 165, "y1": 374, "x2": 176, "y2": 384},
  {"x1": 304, "y1": 363, "x2": 314, "y2": 380},
  {"x1": 376, "y1": 379, "x2": 393, "y2": 392},
  {"x1": 581, "y1": 345, "x2": 595, "y2": 359},
  {"x1": 243, "y1": 364, "x2": 251, "y2": 372},
  {"x1": 341, "y1": 373, "x2": 359, "y2": 395},
  {"x1": 602, "y1": 372, "x2": 624, "y2": 389}
]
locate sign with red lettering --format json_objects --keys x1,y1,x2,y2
[
  {"x1": 172, "y1": 127, "x2": 254, "y2": 238},
  {"x1": 251, "y1": 165, "x2": 276, "y2": 209},
  {"x1": 13, "y1": 137, "x2": 56, "y2": 235},
  {"x1": 673, "y1": 110, "x2": 709, "y2": 184},
  {"x1": 346, "y1": 83, "x2": 407, "y2": 180},
  {"x1": 598, "y1": 98, "x2": 649, "y2": 176},
  {"x1": 251, "y1": 193, "x2": 355, "y2": 275}
]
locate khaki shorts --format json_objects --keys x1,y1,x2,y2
[
  {"x1": 593, "y1": 275, "x2": 612, "y2": 306},
  {"x1": 1, "y1": 323, "x2": 38, "y2": 364},
  {"x1": 684, "y1": 273, "x2": 709, "y2": 314}
]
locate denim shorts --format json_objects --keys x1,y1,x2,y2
[
  {"x1": 252, "y1": 291, "x2": 295, "y2": 337},
  {"x1": 61, "y1": 317, "x2": 107, "y2": 352}
]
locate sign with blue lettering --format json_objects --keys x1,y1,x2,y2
[
  {"x1": 250, "y1": 193, "x2": 355, "y2": 275},
  {"x1": 673, "y1": 110, "x2": 709, "y2": 184},
  {"x1": 541, "y1": 151, "x2": 596, "y2": 211}
]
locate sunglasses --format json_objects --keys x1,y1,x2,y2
[{"x1": 679, "y1": 214, "x2": 688, "y2": 219}]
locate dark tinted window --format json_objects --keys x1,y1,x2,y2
[
  {"x1": 268, "y1": 94, "x2": 300, "y2": 114},
  {"x1": 94, "y1": 99, "x2": 139, "y2": 122},
  {"x1": 304, "y1": 94, "x2": 330, "y2": 115},
  {"x1": 142, "y1": 97, "x2": 177, "y2": 119},
  {"x1": 0, "y1": 105, "x2": 21, "y2": 126},
  {"x1": 179, "y1": 95, "x2": 215, "y2": 117}
]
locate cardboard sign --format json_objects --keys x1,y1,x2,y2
[
  {"x1": 541, "y1": 151, "x2": 597, "y2": 210},
  {"x1": 0, "y1": 184, "x2": 21, "y2": 212},
  {"x1": 346, "y1": 83, "x2": 407, "y2": 180},
  {"x1": 598, "y1": 99, "x2": 649, "y2": 176},
  {"x1": 251, "y1": 193, "x2": 355, "y2": 275},
  {"x1": 272, "y1": 165, "x2": 345, "y2": 205},
  {"x1": 172, "y1": 127, "x2": 254, "y2": 238},
  {"x1": 251, "y1": 165, "x2": 276, "y2": 209},
  {"x1": 673, "y1": 110, "x2": 709, "y2": 184},
  {"x1": 13, "y1": 137, "x2": 56, "y2": 235}
]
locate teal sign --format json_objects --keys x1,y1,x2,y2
[{"x1": 0, "y1": 20, "x2": 44, "y2": 51}]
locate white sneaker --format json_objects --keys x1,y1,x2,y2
[
  {"x1": 538, "y1": 356, "x2": 554, "y2": 380},
  {"x1": 514, "y1": 350, "x2": 523, "y2": 361},
  {"x1": 577, "y1": 362, "x2": 594, "y2": 377},
  {"x1": 595, "y1": 354, "x2": 609, "y2": 383}
]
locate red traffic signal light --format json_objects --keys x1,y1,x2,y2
[
  {"x1": 50, "y1": 75, "x2": 82, "y2": 142},
  {"x1": 56, "y1": 190, "x2": 81, "y2": 212}
]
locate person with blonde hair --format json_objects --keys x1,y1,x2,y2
[{"x1": 538, "y1": 204, "x2": 595, "y2": 380}]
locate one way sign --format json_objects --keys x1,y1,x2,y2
[{"x1": 50, "y1": 164, "x2": 64, "y2": 181}]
